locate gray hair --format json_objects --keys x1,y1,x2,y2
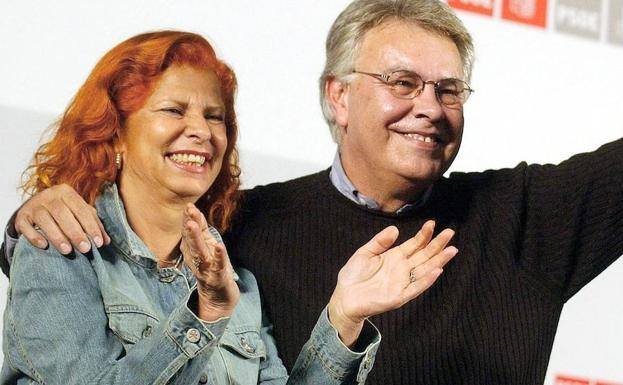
[{"x1": 320, "y1": 0, "x2": 474, "y2": 143}]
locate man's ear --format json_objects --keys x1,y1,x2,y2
[{"x1": 325, "y1": 77, "x2": 349, "y2": 131}]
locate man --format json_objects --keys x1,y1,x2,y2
[{"x1": 3, "y1": 1, "x2": 622, "y2": 384}]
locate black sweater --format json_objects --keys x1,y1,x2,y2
[{"x1": 226, "y1": 139, "x2": 623, "y2": 385}]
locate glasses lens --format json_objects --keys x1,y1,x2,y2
[
  {"x1": 387, "y1": 71, "x2": 424, "y2": 98},
  {"x1": 436, "y1": 79, "x2": 469, "y2": 105}
]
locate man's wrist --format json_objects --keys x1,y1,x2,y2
[
  {"x1": 327, "y1": 295, "x2": 365, "y2": 348},
  {"x1": 6, "y1": 210, "x2": 19, "y2": 239}
]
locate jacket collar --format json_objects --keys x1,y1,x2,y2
[{"x1": 96, "y1": 184, "x2": 158, "y2": 265}]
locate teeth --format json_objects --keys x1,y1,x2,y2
[
  {"x1": 168, "y1": 153, "x2": 207, "y2": 166},
  {"x1": 402, "y1": 133, "x2": 436, "y2": 143}
]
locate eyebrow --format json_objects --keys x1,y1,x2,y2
[
  {"x1": 384, "y1": 65, "x2": 415, "y2": 73},
  {"x1": 157, "y1": 99, "x2": 225, "y2": 114}
]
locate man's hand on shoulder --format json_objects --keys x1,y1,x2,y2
[{"x1": 15, "y1": 184, "x2": 110, "y2": 255}]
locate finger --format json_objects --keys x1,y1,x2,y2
[
  {"x1": 62, "y1": 195, "x2": 107, "y2": 247},
  {"x1": 402, "y1": 268, "x2": 444, "y2": 303},
  {"x1": 183, "y1": 220, "x2": 202, "y2": 254},
  {"x1": 185, "y1": 203, "x2": 202, "y2": 223},
  {"x1": 356, "y1": 226, "x2": 399, "y2": 257},
  {"x1": 181, "y1": 219, "x2": 205, "y2": 268},
  {"x1": 413, "y1": 220, "x2": 435, "y2": 250},
  {"x1": 97, "y1": 214, "x2": 112, "y2": 245},
  {"x1": 31, "y1": 210, "x2": 73, "y2": 254},
  {"x1": 14, "y1": 215, "x2": 48, "y2": 250},
  {"x1": 209, "y1": 243, "x2": 228, "y2": 272},
  {"x1": 410, "y1": 246, "x2": 458, "y2": 280},
  {"x1": 408, "y1": 228, "x2": 455, "y2": 265},
  {"x1": 44, "y1": 201, "x2": 92, "y2": 253},
  {"x1": 186, "y1": 204, "x2": 217, "y2": 248},
  {"x1": 188, "y1": 219, "x2": 216, "y2": 268},
  {"x1": 188, "y1": 204, "x2": 210, "y2": 233},
  {"x1": 395, "y1": 220, "x2": 435, "y2": 257}
]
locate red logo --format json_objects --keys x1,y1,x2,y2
[
  {"x1": 448, "y1": 0, "x2": 495, "y2": 16},
  {"x1": 555, "y1": 375, "x2": 623, "y2": 385},
  {"x1": 555, "y1": 376, "x2": 591, "y2": 385},
  {"x1": 501, "y1": 0, "x2": 548, "y2": 27}
]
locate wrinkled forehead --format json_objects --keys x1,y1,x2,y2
[{"x1": 356, "y1": 20, "x2": 463, "y2": 80}]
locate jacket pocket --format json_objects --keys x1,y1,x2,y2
[
  {"x1": 218, "y1": 326, "x2": 267, "y2": 384},
  {"x1": 106, "y1": 305, "x2": 160, "y2": 346},
  {"x1": 220, "y1": 326, "x2": 267, "y2": 359}
]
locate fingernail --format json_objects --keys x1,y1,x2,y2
[
  {"x1": 60, "y1": 243, "x2": 72, "y2": 254},
  {"x1": 93, "y1": 236, "x2": 103, "y2": 247},
  {"x1": 78, "y1": 241, "x2": 90, "y2": 253},
  {"x1": 36, "y1": 239, "x2": 48, "y2": 249}
]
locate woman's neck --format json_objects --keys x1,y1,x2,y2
[{"x1": 118, "y1": 181, "x2": 189, "y2": 264}]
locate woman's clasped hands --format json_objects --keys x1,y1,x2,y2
[{"x1": 180, "y1": 203, "x2": 240, "y2": 322}]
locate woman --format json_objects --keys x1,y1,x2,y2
[{"x1": 1, "y1": 31, "x2": 457, "y2": 385}]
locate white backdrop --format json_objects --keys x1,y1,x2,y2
[{"x1": 0, "y1": 1, "x2": 622, "y2": 384}]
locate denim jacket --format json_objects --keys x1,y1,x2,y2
[{"x1": 1, "y1": 184, "x2": 380, "y2": 385}]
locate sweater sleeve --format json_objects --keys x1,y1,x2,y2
[
  {"x1": 519, "y1": 138, "x2": 623, "y2": 301},
  {"x1": 0, "y1": 210, "x2": 18, "y2": 277}
]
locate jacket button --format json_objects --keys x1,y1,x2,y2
[
  {"x1": 142, "y1": 326, "x2": 152, "y2": 338},
  {"x1": 159, "y1": 275, "x2": 176, "y2": 283},
  {"x1": 240, "y1": 336, "x2": 256, "y2": 354},
  {"x1": 198, "y1": 373, "x2": 208, "y2": 384},
  {"x1": 186, "y1": 328, "x2": 201, "y2": 343}
]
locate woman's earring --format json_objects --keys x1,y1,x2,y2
[{"x1": 115, "y1": 152, "x2": 122, "y2": 170}]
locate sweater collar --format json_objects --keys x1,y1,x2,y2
[{"x1": 329, "y1": 152, "x2": 432, "y2": 214}]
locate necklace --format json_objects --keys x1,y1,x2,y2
[{"x1": 160, "y1": 253, "x2": 183, "y2": 270}]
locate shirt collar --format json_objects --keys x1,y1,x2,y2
[{"x1": 329, "y1": 151, "x2": 432, "y2": 214}]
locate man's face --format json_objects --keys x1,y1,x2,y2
[{"x1": 334, "y1": 21, "x2": 465, "y2": 194}]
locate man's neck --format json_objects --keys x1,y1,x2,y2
[{"x1": 338, "y1": 154, "x2": 428, "y2": 213}]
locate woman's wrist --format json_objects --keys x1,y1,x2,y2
[{"x1": 196, "y1": 285, "x2": 235, "y2": 321}]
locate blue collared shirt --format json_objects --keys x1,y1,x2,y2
[
  {"x1": 329, "y1": 152, "x2": 432, "y2": 214},
  {"x1": 2, "y1": 184, "x2": 380, "y2": 385}
]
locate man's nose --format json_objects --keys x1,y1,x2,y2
[{"x1": 411, "y1": 82, "x2": 444, "y2": 121}]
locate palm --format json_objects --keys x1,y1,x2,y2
[{"x1": 333, "y1": 222, "x2": 457, "y2": 322}]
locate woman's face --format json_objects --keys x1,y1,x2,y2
[{"x1": 118, "y1": 64, "x2": 228, "y2": 203}]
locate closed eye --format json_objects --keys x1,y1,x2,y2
[
  {"x1": 161, "y1": 107, "x2": 183, "y2": 116},
  {"x1": 205, "y1": 114, "x2": 224, "y2": 122}
]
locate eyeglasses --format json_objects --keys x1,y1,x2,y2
[{"x1": 352, "y1": 70, "x2": 474, "y2": 106}]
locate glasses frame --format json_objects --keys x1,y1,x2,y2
[{"x1": 352, "y1": 70, "x2": 474, "y2": 106}]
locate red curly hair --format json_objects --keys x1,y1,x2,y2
[{"x1": 23, "y1": 31, "x2": 241, "y2": 232}]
